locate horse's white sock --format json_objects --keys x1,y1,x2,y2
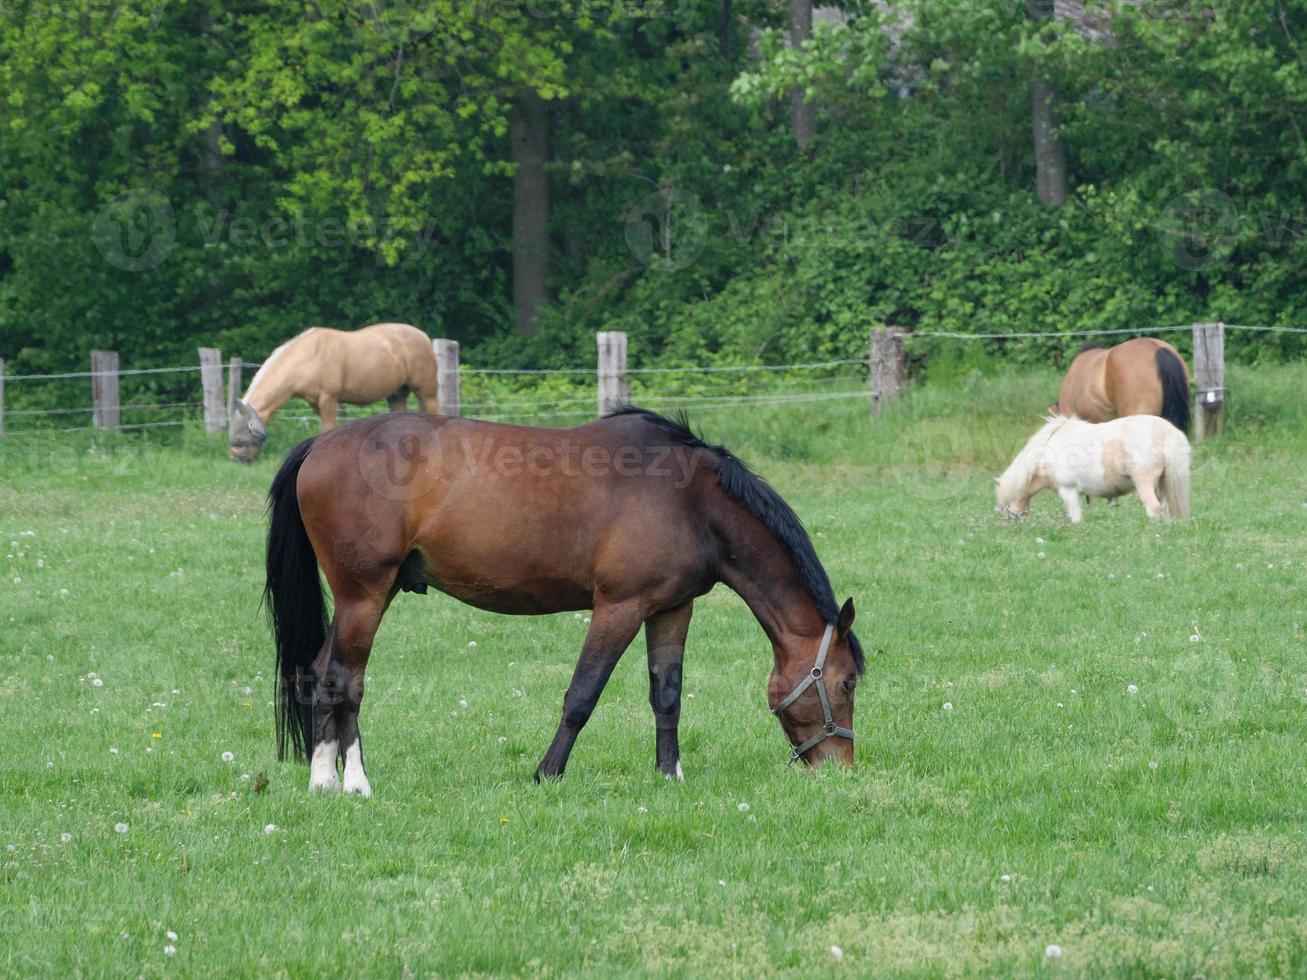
[
  {"x1": 308, "y1": 739, "x2": 340, "y2": 793},
  {"x1": 342, "y1": 739, "x2": 371, "y2": 798}
]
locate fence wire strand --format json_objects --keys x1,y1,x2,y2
[{"x1": 2, "y1": 323, "x2": 1302, "y2": 436}]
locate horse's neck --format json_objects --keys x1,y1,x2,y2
[
  {"x1": 712, "y1": 502, "x2": 827, "y2": 650},
  {"x1": 246, "y1": 334, "x2": 317, "y2": 419}
]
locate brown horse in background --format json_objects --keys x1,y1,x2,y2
[
  {"x1": 264, "y1": 407, "x2": 864, "y2": 795},
  {"x1": 1056, "y1": 337, "x2": 1190, "y2": 433}
]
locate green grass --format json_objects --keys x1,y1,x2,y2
[{"x1": 2, "y1": 364, "x2": 1306, "y2": 976}]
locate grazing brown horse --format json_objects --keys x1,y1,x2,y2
[
  {"x1": 265, "y1": 406, "x2": 864, "y2": 795},
  {"x1": 1056, "y1": 337, "x2": 1190, "y2": 433},
  {"x1": 229, "y1": 322, "x2": 439, "y2": 462}
]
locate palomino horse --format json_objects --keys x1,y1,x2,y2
[
  {"x1": 265, "y1": 406, "x2": 864, "y2": 795},
  {"x1": 229, "y1": 322, "x2": 439, "y2": 462},
  {"x1": 996, "y1": 414, "x2": 1191, "y2": 523},
  {"x1": 1057, "y1": 337, "x2": 1190, "y2": 434}
]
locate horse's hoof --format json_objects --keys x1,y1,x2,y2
[
  {"x1": 342, "y1": 777, "x2": 372, "y2": 798},
  {"x1": 308, "y1": 776, "x2": 340, "y2": 794}
]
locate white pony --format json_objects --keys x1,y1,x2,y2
[{"x1": 996, "y1": 414, "x2": 1191, "y2": 522}]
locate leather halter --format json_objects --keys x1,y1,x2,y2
[{"x1": 772, "y1": 623, "x2": 854, "y2": 764}]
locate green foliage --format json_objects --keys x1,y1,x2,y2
[{"x1": 0, "y1": 0, "x2": 1304, "y2": 399}]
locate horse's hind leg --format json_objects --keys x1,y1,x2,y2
[
  {"x1": 387, "y1": 386, "x2": 410, "y2": 412},
  {"x1": 310, "y1": 591, "x2": 391, "y2": 796},
  {"x1": 646, "y1": 603, "x2": 692, "y2": 780},
  {"x1": 1135, "y1": 471, "x2": 1165, "y2": 519},
  {"x1": 536, "y1": 599, "x2": 644, "y2": 781}
]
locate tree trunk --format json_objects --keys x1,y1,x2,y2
[
  {"x1": 1029, "y1": 1, "x2": 1068, "y2": 206},
  {"x1": 1031, "y1": 77, "x2": 1068, "y2": 206},
  {"x1": 789, "y1": 0, "x2": 814, "y2": 152},
  {"x1": 510, "y1": 91, "x2": 550, "y2": 334}
]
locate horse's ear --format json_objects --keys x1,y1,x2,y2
[{"x1": 836, "y1": 597, "x2": 855, "y2": 637}]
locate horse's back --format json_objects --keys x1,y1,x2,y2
[{"x1": 296, "y1": 413, "x2": 715, "y2": 613}]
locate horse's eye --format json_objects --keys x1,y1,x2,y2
[{"x1": 842, "y1": 678, "x2": 856, "y2": 695}]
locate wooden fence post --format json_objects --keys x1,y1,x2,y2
[
  {"x1": 1192, "y1": 321, "x2": 1225, "y2": 441},
  {"x1": 91, "y1": 350, "x2": 119, "y2": 430},
  {"x1": 226, "y1": 357, "x2": 243, "y2": 427},
  {"x1": 869, "y1": 326, "x2": 906, "y2": 416},
  {"x1": 433, "y1": 339, "x2": 461, "y2": 416},
  {"x1": 596, "y1": 331, "x2": 629, "y2": 417},
  {"x1": 199, "y1": 347, "x2": 225, "y2": 434},
  {"x1": 0, "y1": 358, "x2": 5, "y2": 437}
]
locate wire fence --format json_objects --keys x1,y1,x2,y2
[{"x1": 0, "y1": 323, "x2": 1302, "y2": 438}]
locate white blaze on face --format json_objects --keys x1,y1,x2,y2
[
  {"x1": 308, "y1": 739, "x2": 340, "y2": 793},
  {"x1": 342, "y1": 740, "x2": 371, "y2": 798}
]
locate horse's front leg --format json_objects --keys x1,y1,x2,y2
[
  {"x1": 535, "y1": 600, "x2": 644, "y2": 781},
  {"x1": 317, "y1": 395, "x2": 340, "y2": 431},
  {"x1": 646, "y1": 603, "x2": 692, "y2": 780},
  {"x1": 1058, "y1": 486, "x2": 1084, "y2": 522}
]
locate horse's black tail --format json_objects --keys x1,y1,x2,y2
[
  {"x1": 265, "y1": 436, "x2": 326, "y2": 762},
  {"x1": 1155, "y1": 347, "x2": 1191, "y2": 434}
]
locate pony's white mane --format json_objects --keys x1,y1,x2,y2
[{"x1": 996, "y1": 414, "x2": 1078, "y2": 508}]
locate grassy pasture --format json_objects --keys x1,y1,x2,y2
[{"x1": 1, "y1": 366, "x2": 1305, "y2": 977}]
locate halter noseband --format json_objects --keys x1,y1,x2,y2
[{"x1": 772, "y1": 623, "x2": 854, "y2": 764}]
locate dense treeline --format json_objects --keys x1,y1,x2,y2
[{"x1": 1, "y1": 0, "x2": 1304, "y2": 383}]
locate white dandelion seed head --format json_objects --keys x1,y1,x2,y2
[
  {"x1": 114, "y1": 822, "x2": 129, "y2": 834},
  {"x1": 264, "y1": 824, "x2": 278, "y2": 835},
  {"x1": 1189, "y1": 634, "x2": 1201, "y2": 643},
  {"x1": 1000, "y1": 874, "x2": 1012, "y2": 882},
  {"x1": 221, "y1": 751, "x2": 234, "y2": 763},
  {"x1": 60, "y1": 833, "x2": 72, "y2": 844},
  {"x1": 1045, "y1": 944, "x2": 1063, "y2": 959},
  {"x1": 458, "y1": 699, "x2": 468, "y2": 709},
  {"x1": 467, "y1": 641, "x2": 477, "y2": 649},
  {"x1": 737, "y1": 802, "x2": 750, "y2": 812},
  {"x1": 943, "y1": 702, "x2": 953, "y2": 711},
  {"x1": 1148, "y1": 760, "x2": 1158, "y2": 770},
  {"x1": 1127, "y1": 684, "x2": 1139, "y2": 695},
  {"x1": 636, "y1": 805, "x2": 647, "y2": 815},
  {"x1": 166, "y1": 930, "x2": 178, "y2": 942},
  {"x1": 92, "y1": 678, "x2": 104, "y2": 687},
  {"x1": 164, "y1": 945, "x2": 176, "y2": 956},
  {"x1": 109, "y1": 747, "x2": 118, "y2": 755},
  {"x1": 830, "y1": 945, "x2": 844, "y2": 962}
]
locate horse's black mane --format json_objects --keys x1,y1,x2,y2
[{"x1": 607, "y1": 404, "x2": 864, "y2": 673}]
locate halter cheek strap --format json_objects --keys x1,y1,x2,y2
[{"x1": 772, "y1": 623, "x2": 855, "y2": 764}]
